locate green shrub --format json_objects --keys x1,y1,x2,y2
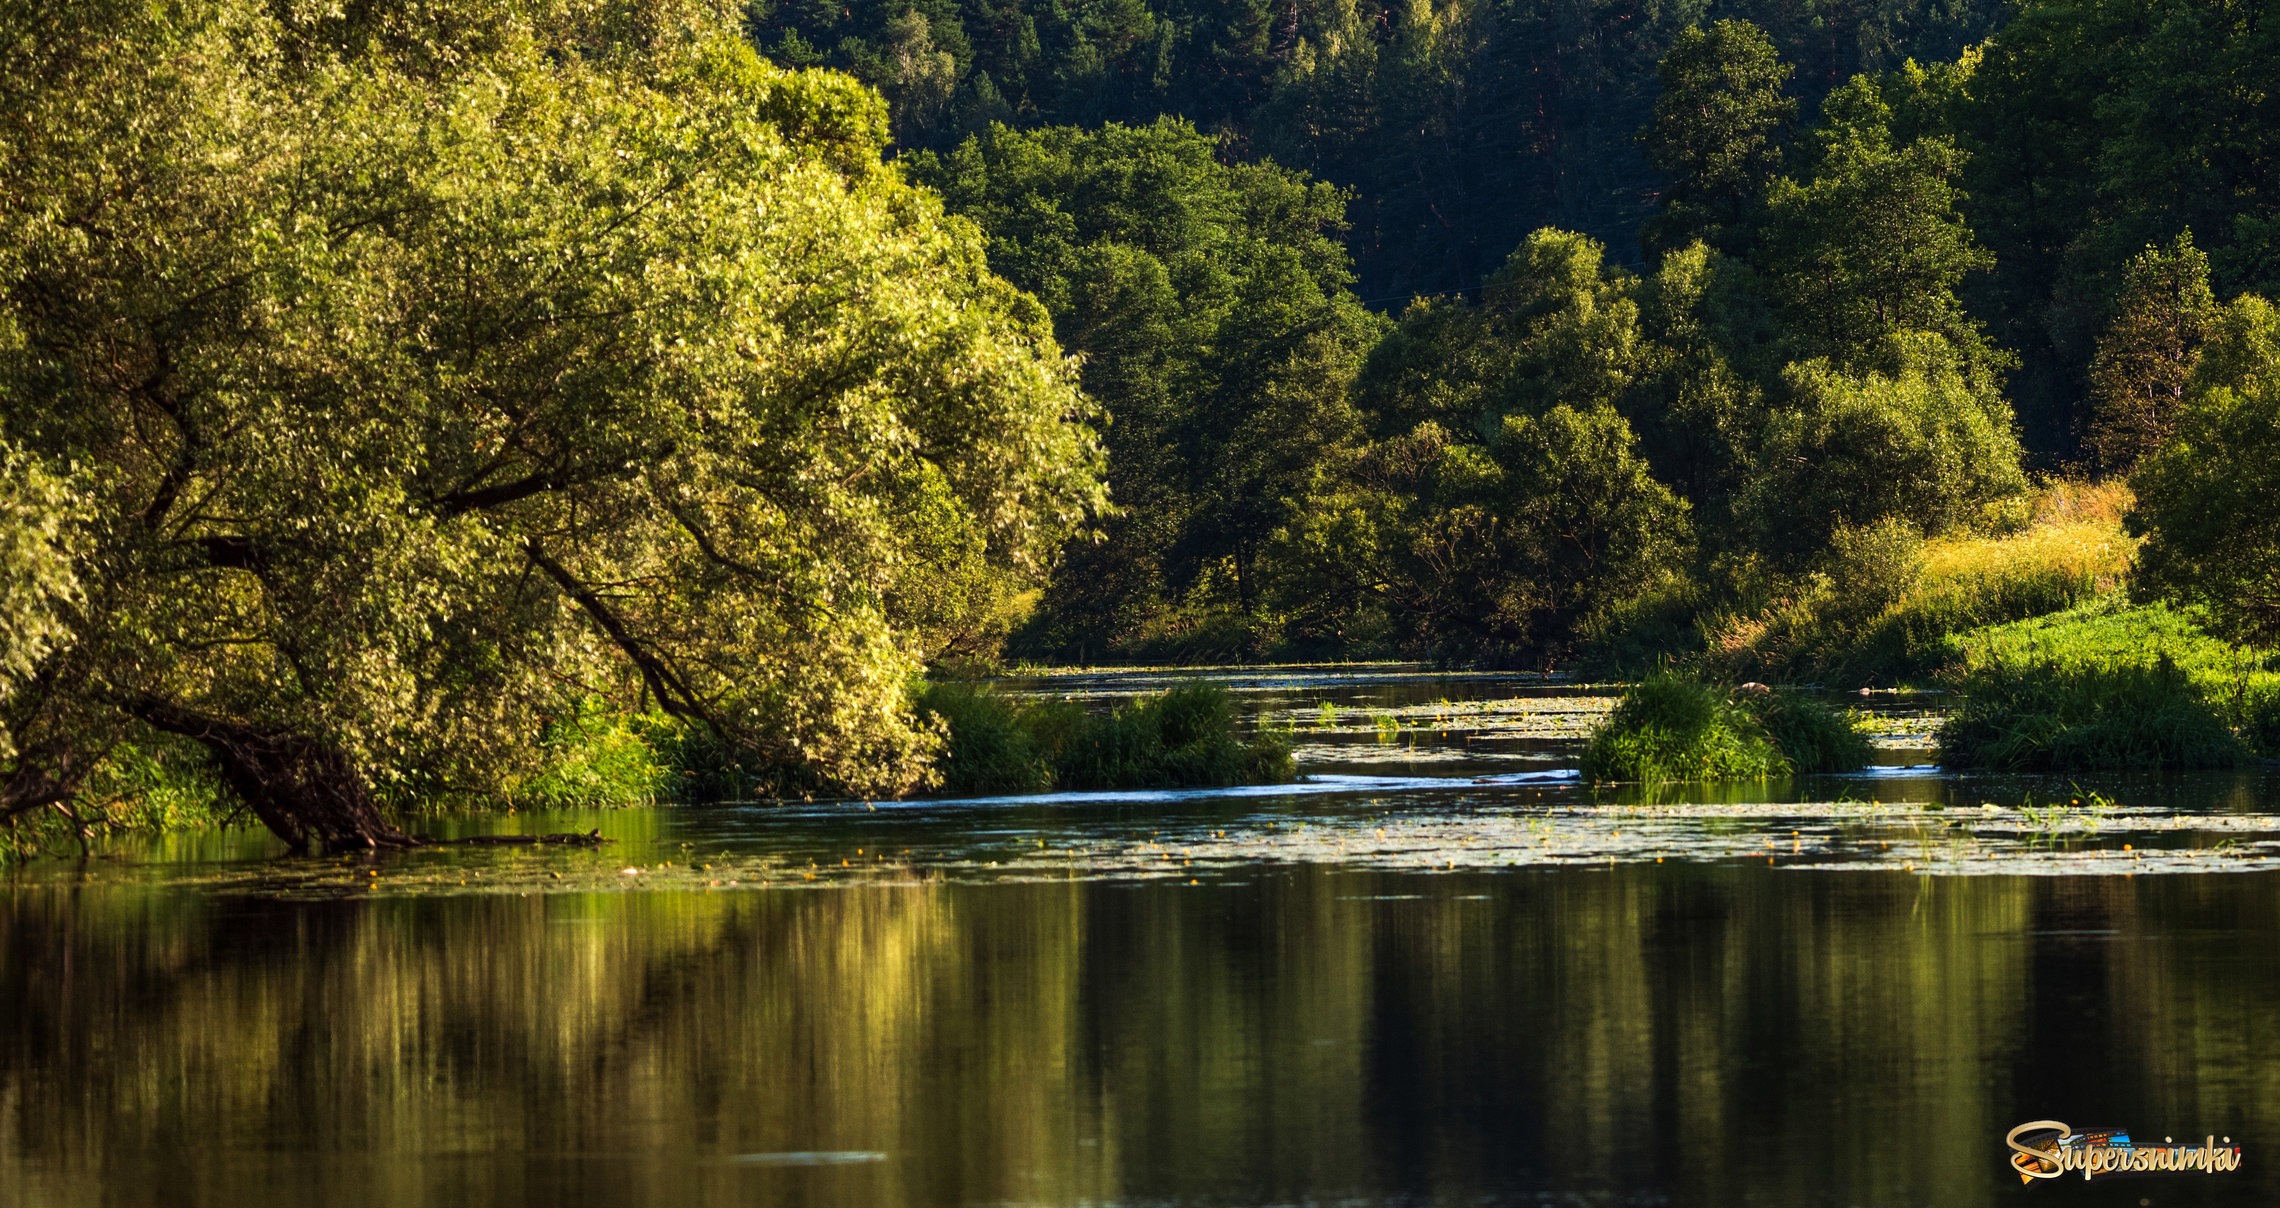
[
  {"x1": 5, "y1": 735, "x2": 235, "y2": 861},
  {"x1": 1937, "y1": 654, "x2": 2250, "y2": 771},
  {"x1": 514, "y1": 707, "x2": 673, "y2": 808},
  {"x1": 914, "y1": 680, "x2": 1295, "y2": 794},
  {"x1": 2242, "y1": 682, "x2": 2280, "y2": 759},
  {"x1": 2128, "y1": 294, "x2": 2280, "y2": 648},
  {"x1": 1581, "y1": 676, "x2": 1788, "y2": 782},
  {"x1": 912, "y1": 680, "x2": 1057, "y2": 792},
  {"x1": 1745, "y1": 692, "x2": 1875, "y2": 773}
]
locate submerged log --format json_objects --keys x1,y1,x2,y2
[{"x1": 445, "y1": 830, "x2": 607, "y2": 846}]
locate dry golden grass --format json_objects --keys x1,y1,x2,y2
[
  {"x1": 1699, "y1": 478, "x2": 2141, "y2": 685},
  {"x1": 2026, "y1": 477, "x2": 2134, "y2": 528},
  {"x1": 1921, "y1": 485, "x2": 2138, "y2": 595}
]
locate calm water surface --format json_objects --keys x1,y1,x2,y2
[{"x1": 5, "y1": 666, "x2": 2280, "y2": 1207}]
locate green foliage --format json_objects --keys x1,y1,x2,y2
[
  {"x1": 0, "y1": 0, "x2": 1105, "y2": 840},
  {"x1": 913, "y1": 680, "x2": 1295, "y2": 793},
  {"x1": 1638, "y1": 20, "x2": 1795, "y2": 256},
  {"x1": 1956, "y1": 0, "x2": 2280, "y2": 456},
  {"x1": 74, "y1": 739, "x2": 235, "y2": 831},
  {"x1": 1580, "y1": 676, "x2": 1787, "y2": 783},
  {"x1": 1685, "y1": 483, "x2": 2134, "y2": 686},
  {"x1": 1744, "y1": 692, "x2": 1875, "y2": 773},
  {"x1": 1276, "y1": 230, "x2": 1706, "y2": 664},
  {"x1": 511, "y1": 708, "x2": 673, "y2": 809},
  {"x1": 909, "y1": 680, "x2": 1056, "y2": 792},
  {"x1": 911, "y1": 119, "x2": 1381, "y2": 660},
  {"x1": 1956, "y1": 598, "x2": 2255, "y2": 682},
  {"x1": 1717, "y1": 558, "x2": 2106, "y2": 689},
  {"x1": 1352, "y1": 229, "x2": 1646, "y2": 436},
  {"x1": 2129, "y1": 295, "x2": 2280, "y2": 648},
  {"x1": 0, "y1": 444, "x2": 82, "y2": 764},
  {"x1": 1949, "y1": 597, "x2": 2280, "y2": 760},
  {"x1": 1759, "y1": 72, "x2": 1994, "y2": 369},
  {"x1": 1937, "y1": 655, "x2": 2249, "y2": 771},
  {"x1": 752, "y1": 0, "x2": 2001, "y2": 300},
  {"x1": 1278, "y1": 403, "x2": 1692, "y2": 665},
  {"x1": 1736, "y1": 335, "x2": 2026, "y2": 566},
  {"x1": 2086, "y1": 234, "x2": 2217, "y2": 471},
  {"x1": 3, "y1": 734, "x2": 236, "y2": 861},
  {"x1": 1056, "y1": 682, "x2": 1295, "y2": 788}
]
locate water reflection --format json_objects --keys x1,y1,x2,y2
[
  {"x1": 6, "y1": 670, "x2": 2278, "y2": 1206},
  {"x1": 6, "y1": 867, "x2": 2280, "y2": 1206}
]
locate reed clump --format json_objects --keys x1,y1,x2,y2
[
  {"x1": 915, "y1": 680, "x2": 1295, "y2": 794},
  {"x1": 1582, "y1": 676, "x2": 1876, "y2": 783},
  {"x1": 1749, "y1": 691, "x2": 1878, "y2": 773}
]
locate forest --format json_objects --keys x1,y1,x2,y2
[{"x1": 1, "y1": 0, "x2": 2277, "y2": 849}]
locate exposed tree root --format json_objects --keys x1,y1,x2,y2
[{"x1": 130, "y1": 699, "x2": 414, "y2": 852}]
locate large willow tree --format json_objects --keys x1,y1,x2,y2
[{"x1": 0, "y1": 0, "x2": 1104, "y2": 848}]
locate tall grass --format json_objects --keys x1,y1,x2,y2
[
  {"x1": 914, "y1": 680, "x2": 1295, "y2": 794},
  {"x1": 1938, "y1": 654, "x2": 2250, "y2": 770},
  {"x1": 1582, "y1": 677, "x2": 1876, "y2": 783},
  {"x1": 1700, "y1": 481, "x2": 2139, "y2": 686},
  {"x1": 1946, "y1": 598, "x2": 2280, "y2": 763},
  {"x1": 910, "y1": 679, "x2": 1057, "y2": 791}
]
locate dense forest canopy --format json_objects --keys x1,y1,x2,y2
[
  {"x1": 905, "y1": 119, "x2": 1382, "y2": 657},
  {"x1": 871, "y1": 0, "x2": 2280, "y2": 664},
  {"x1": 753, "y1": 0, "x2": 2280, "y2": 461},
  {"x1": 747, "y1": 0, "x2": 2007, "y2": 294}
]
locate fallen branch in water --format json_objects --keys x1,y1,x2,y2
[{"x1": 427, "y1": 830, "x2": 608, "y2": 847}]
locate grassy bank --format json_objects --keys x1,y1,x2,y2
[
  {"x1": 1580, "y1": 677, "x2": 1873, "y2": 783},
  {"x1": 914, "y1": 680, "x2": 1295, "y2": 794},
  {"x1": 1937, "y1": 599, "x2": 2280, "y2": 768},
  {"x1": 1696, "y1": 482, "x2": 2139, "y2": 687}
]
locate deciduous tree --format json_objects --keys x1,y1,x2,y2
[{"x1": 0, "y1": 0, "x2": 1104, "y2": 847}]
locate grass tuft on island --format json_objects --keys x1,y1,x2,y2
[
  {"x1": 915, "y1": 680, "x2": 1295, "y2": 794},
  {"x1": 1580, "y1": 676, "x2": 1873, "y2": 784}
]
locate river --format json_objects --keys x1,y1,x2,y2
[{"x1": 4, "y1": 666, "x2": 2278, "y2": 1206}]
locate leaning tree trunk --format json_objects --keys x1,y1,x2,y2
[{"x1": 128, "y1": 699, "x2": 416, "y2": 852}]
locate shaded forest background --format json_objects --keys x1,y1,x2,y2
[
  {"x1": 746, "y1": 0, "x2": 2280, "y2": 666},
  {"x1": 748, "y1": 0, "x2": 2280, "y2": 460},
  {"x1": 746, "y1": 0, "x2": 1999, "y2": 299}
]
